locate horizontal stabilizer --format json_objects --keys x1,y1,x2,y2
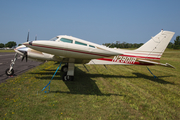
[{"x1": 138, "y1": 59, "x2": 175, "y2": 68}]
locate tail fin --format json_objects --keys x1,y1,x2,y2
[
  {"x1": 135, "y1": 30, "x2": 175, "y2": 59},
  {"x1": 87, "y1": 30, "x2": 175, "y2": 68}
]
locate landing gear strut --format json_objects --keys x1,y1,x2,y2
[
  {"x1": 5, "y1": 53, "x2": 18, "y2": 76},
  {"x1": 61, "y1": 60, "x2": 74, "y2": 81}
]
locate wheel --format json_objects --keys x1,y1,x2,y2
[
  {"x1": 63, "y1": 75, "x2": 74, "y2": 81},
  {"x1": 62, "y1": 72, "x2": 74, "y2": 81},
  {"x1": 61, "y1": 65, "x2": 68, "y2": 72},
  {"x1": 5, "y1": 68, "x2": 14, "y2": 76}
]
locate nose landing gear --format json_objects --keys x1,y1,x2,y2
[
  {"x1": 5, "y1": 53, "x2": 18, "y2": 76},
  {"x1": 5, "y1": 68, "x2": 14, "y2": 76}
]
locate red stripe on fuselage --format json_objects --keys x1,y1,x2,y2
[
  {"x1": 24, "y1": 43, "x2": 160, "y2": 62},
  {"x1": 125, "y1": 52, "x2": 162, "y2": 57},
  {"x1": 98, "y1": 54, "x2": 159, "y2": 65},
  {"x1": 97, "y1": 58, "x2": 141, "y2": 65},
  {"x1": 25, "y1": 44, "x2": 111, "y2": 57},
  {"x1": 98, "y1": 55, "x2": 160, "y2": 61}
]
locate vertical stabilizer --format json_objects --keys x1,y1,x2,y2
[
  {"x1": 87, "y1": 30, "x2": 175, "y2": 66},
  {"x1": 135, "y1": 30, "x2": 175, "y2": 59}
]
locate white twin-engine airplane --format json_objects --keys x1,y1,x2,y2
[{"x1": 7, "y1": 30, "x2": 175, "y2": 81}]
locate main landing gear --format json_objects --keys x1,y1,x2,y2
[
  {"x1": 5, "y1": 53, "x2": 18, "y2": 76},
  {"x1": 61, "y1": 62, "x2": 74, "y2": 81}
]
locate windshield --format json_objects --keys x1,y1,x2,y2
[{"x1": 49, "y1": 37, "x2": 58, "y2": 41}]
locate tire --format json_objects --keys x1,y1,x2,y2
[
  {"x1": 62, "y1": 72, "x2": 74, "y2": 81},
  {"x1": 61, "y1": 65, "x2": 68, "y2": 72},
  {"x1": 5, "y1": 68, "x2": 14, "y2": 76}
]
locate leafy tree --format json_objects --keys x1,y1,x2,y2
[
  {"x1": 167, "y1": 42, "x2": 174, "y2": 48},
  {"x1": 18, "y1": 44, "x2": 22, "y2": 46},
  {"x1": 5, "y1": 41, "x2": 17, "y2": 48},
  {"x1": 173, "y1": 36, "x2": 180, "y2": 49},
  {"x1": 103, "y1": 42, "x2": 144, "y2": 49},
  {"x1": 103, "y1": 36, "x2": 180, "y2": 49},
  {"x1": 0, "y1": 43, "x2": 4, "y2": 48}
]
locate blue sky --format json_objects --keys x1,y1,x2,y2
[{"x1": 0, "y1": 0, "x2": 180, "y2": 45}]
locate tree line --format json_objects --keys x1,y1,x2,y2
[
  {"x1": 0, "y1": 41, "x2": 17, "y2": 48},
  {"x1": 103, "y1": 36, "x2": 180, "y2": 49},
  {"x1": 103, "y1": 42, "x2": 144, "y2": 49},
  {"x1": 168, "y1": 36, "x2": 180, "y2": 49}
]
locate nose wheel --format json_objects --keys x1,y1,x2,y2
[
  {"x1": 5, "y1": 68, "x2": 14, "y2": 76},
  {"x1": 5, "y1": 53, "x2": 18, "y2": 76}
]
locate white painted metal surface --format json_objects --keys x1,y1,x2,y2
[{"x1": 20, "y1": 30, "x2": 175, "y2": 67}]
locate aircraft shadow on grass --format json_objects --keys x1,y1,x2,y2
[
  {"x1": 29, "y1": 67, "x2": 174, "y2": 96},
  {"x1": 30, "y1": 68, "x2": 121, "y2": 96}
]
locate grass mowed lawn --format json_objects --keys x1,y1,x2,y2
[
  {"x1": 0, "y1": 49, "x2": 180, "y2": 119},
  {"x1": 0, "y1": 50, "x2": 15, "y2": 52}
]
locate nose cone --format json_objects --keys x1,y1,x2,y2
[
  {"x1": 23, "y1": 41, "x2": 33, "y2": 47},
  {"x1": 23, "y1": 42, "x2": 30, "y2": 46},
  {"x1": 14, "y1": 45, "x2": 28, "y2": 55}
]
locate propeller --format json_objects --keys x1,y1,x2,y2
[
  {"x1": 27, "y1": 31, "x2": 29, "y2": 42},
  {"x1": 35, "y1": 34, "x2": 37, "y2": 41},
  {"x1": 22, "y1": 30, "x2": 29, "y2": 62},
  {"x1": 21, "y1": 51, "x2": 28, "y2": 62}
]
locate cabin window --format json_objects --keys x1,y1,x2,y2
[
  {"x1": 75, "y1": 41, "x2": 87, "y2": 46},
  {"x1": 60, "y1": 38, "x2": 73, "y2": 43},
  {"x1": 89, "y1": 45, "x2": 95, "y2": 48}
]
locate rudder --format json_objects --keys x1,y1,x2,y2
[{"x1": 135, "y1": 30, "x2": 175, "y2": 59}]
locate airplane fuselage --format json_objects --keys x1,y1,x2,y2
[
  {"x1": 23, "y1": 35, "x2": 121, "y2": 60},
  {"x1": 9, "y1": 30, "x2": 175, "y2": 81}
]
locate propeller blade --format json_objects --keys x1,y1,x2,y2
[
  {"x1": 21, "y1": 51, "x2": 28, "y2": 62},
  {"x1": 35, "y1": 35, "x2": 37, "y2": 41},
  {"x1": 27, "y1": 31, "x2": 29, "y2": 42},
  {"x1": 26, "y1": 54, "x2": 28, "y2": 62},
  {"x1": 21, "y1": 56, "x2": 25, "y2": 61}
]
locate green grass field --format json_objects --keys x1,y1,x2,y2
[
  {"x1": 0, "y1": 50, "x2": 15, "y2": 52},
  {"x1": 0, "y1": 49, "x2": 180, "y2": 119}
]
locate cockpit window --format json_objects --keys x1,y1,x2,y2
[
  {"x1": 75, "y1": 41, "x2": 87, "y2": 46},
  {"x1": 49, "y1": 37, "x2": 58, "y2": 41},
  {"x1": 60, "y1": 38, "x2": 73, "y2": 43},
  {"x1": 89, "y1": 45, "x2": 95, "y2": 48}
]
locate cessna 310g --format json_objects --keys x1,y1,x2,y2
[{"x1": 6, "y1": 30, "x2": 175, "y2": 81}]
